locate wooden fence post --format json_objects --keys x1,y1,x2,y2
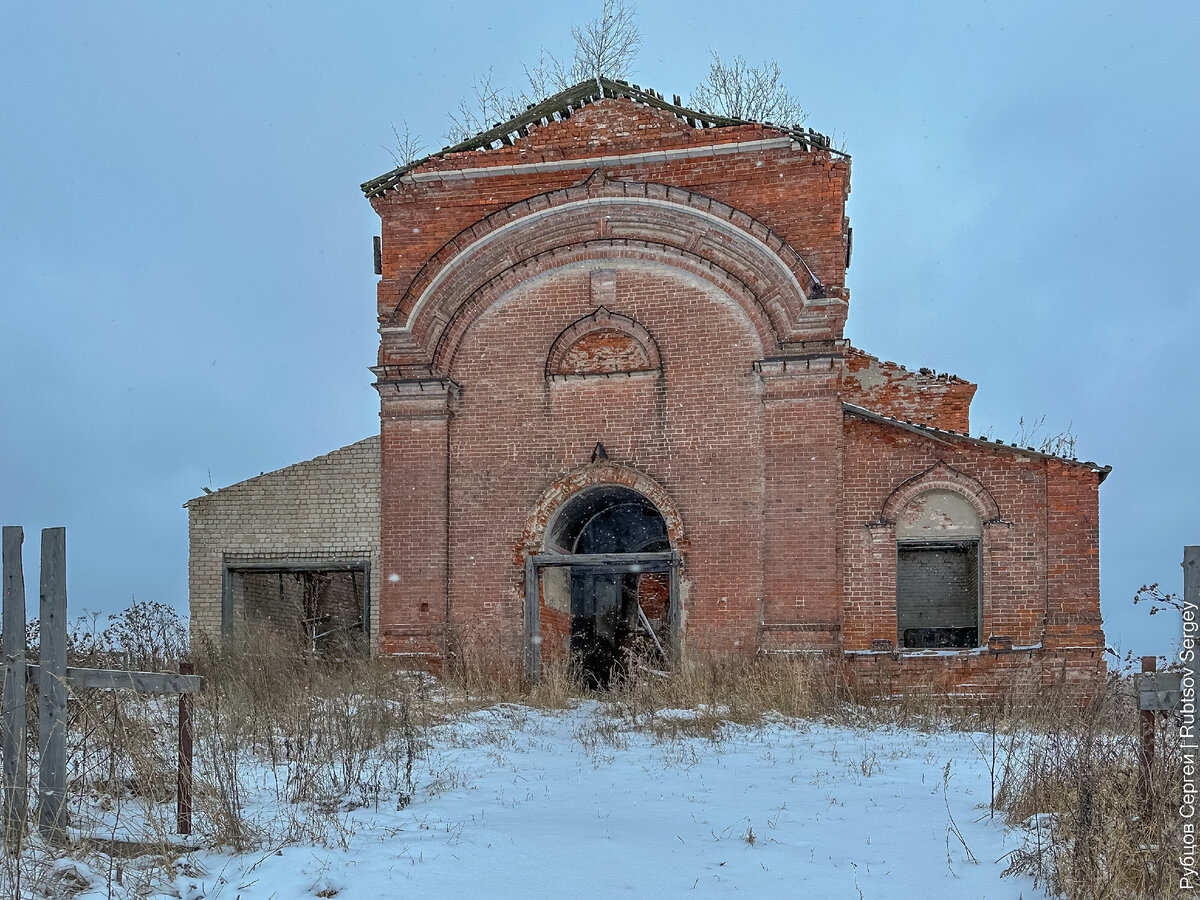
[
  {"x1": 1137, "y1": 654, "x2": 1156, "y2": 823},
  {"x1": 37, "y1": 528, "x2": 68, "y2": 844},
  {"x1": 177, "y1": 662, "x2": 194, "y2": 835},
  {"x1": 2, "y1": 526, "x2": 28, "y2": 849}
]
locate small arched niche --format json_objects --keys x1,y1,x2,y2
[
  {"x1": 895, "y1": 489, "x2": 982, "y2": 541},
  {"x1": 545, "y1": 307, "x2": 661, "y2": 378}
]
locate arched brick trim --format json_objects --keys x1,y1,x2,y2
[
  {"x1": 880, "y1": 461, "x2": 1002, "y2": 526},
  {"x1": 518, "y1": 461, "x2": 685, "y2": 557},
  {"x1": 380, "y1": 171, "x2": 844, "y2": 368},
  {"x1": 545, "y1": 306, "x2": 661, "y2": 376},
  {"x1": 432, "y1": 248, "x2": 770, "y2": 374}
]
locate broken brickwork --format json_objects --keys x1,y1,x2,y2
[{"x1": 189, "y1": 79, "x2": 1107, "y2": 693}]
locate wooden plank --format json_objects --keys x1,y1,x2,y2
[
  {"x1": 37, "y1": 527, "x2": 68, "y2": 844},
  {"x1": 177, "y1": 662, "x2": 194, "y2": 835},
  {"x1": 221, "y1": 564, "x2": 233, "y2": 640},
  {"x1": 5, "y1": 663, "x2": 201, "y2": 694},
  {"x1": 668, "y1": 562, "x2": 682, "y2": 664},
  {"x1": 1186, "y1": 547, "x2": 1199, "y2": 712},
  {"x1": 65, "y1": 666, "x2": 200, "y2": 694},
  {"x1": 636, "y1": 604, "x2": 666, "y2": 659},
  {"x1": 524, "y1": 555, "x2": 540, "y2": 683},
  {"x1": 2, "y1": 526, "x2": 28, "y2": 848},
  {"x1": 531, "y1": 551, "x2": 677, "y2": 570}
]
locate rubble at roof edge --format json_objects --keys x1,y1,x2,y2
[
  {"x1": 842, "y1": 403, "x2": 1111, "y2": 481},
  {"x1": 362, "y1": 76, "x2": 846, "y2": 198}
]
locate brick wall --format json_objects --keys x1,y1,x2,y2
[
  {"x1": 187, "y1": 436, "x2": 381, "y2": 645},
  {"x1": 372, "y1": 101, "x2": 851, "y2": 308},
  {"x1": 354, "y1": 94, "x2": 1106, "y2": 692},
  {"x1": 437, "y1": 261, "x2": 769, "y2": 657},
  {"x1": 842, "y1": 347, "x2": 977, "y2": 432},
  {"x1": 840, "y1": 412, "x2": 1105, "y2": 689}
]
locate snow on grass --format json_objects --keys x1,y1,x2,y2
[{"x1": 173, "y1": 702, "x2": 1041, "y2": 899}]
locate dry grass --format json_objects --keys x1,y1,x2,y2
[
  {"x1": 190, "y1": 626, "x2": 436, "y2": 849},
  {"x1": 991, "y1": 672, "x2": 1186, "y2": 900},
  {"x1": 2, "y1": 619, "x2": 1185, "y2": 900}
]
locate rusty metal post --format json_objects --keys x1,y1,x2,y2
[
  {"x1": 177, "y1": 661, "x2": 194, "y2": 835},
  {"x1": 1137, "y1": 655, "x2": 1156, "y2": 823}
]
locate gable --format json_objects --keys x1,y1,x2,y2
[{"x1": 363, "y1": 77, "x2": 843, "y2": 198}]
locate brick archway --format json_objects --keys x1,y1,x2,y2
[
  {"x1": 518, "y1": 460, "x2": 685, "y2": 559},
  {"x1": 378, "y1": 171, "x2": 845, "y2": 371},
  {"x1": 881, "y1": 461, "x2": 1002, "y2": 525},
  {"x1": 545, "y1": 306, "x2": 661, "y2": 377}
]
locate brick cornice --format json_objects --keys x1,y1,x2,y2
[{"x1": 373, "y1": 374, "x2": 460, "y2": 419}]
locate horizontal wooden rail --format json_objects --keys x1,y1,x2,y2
[{"x1": 0, "y1": 663, "x2": 201, "y2": 694}]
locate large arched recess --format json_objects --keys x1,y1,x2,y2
[{"x1": 377, "y1": 171, "x2": 846, "y2": 371}]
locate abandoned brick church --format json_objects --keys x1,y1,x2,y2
[{"x1": 188, "y1": 79, "x2": 1109, "y2": 692}]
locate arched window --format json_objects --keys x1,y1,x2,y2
[{"x1": 895, "y1": 489, "x2": 982, "y2": 649}]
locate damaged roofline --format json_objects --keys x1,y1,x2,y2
[
  {"x1": 843, "y1": 403, "x2": 1112, "y2": 483},
  {"x1": 363, "y1": 76, "x2": 846, "y2": 197}
]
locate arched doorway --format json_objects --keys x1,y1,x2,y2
[{"x1": 524, "y1": 485, "x2": 681, "y2": 686}]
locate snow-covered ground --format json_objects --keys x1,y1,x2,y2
[{"x1": 132, "y1": 702, "x2": 1040, "y2": 900}]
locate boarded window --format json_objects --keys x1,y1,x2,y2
[{"x1": 896, "y1": 542, "x2": 979, "y2": 649}]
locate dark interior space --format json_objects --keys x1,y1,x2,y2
[
  {"x1": 550, "y1": 487, "x2": 671, "y2": 687},
  {"x1": 231, "y1": 566, "x2": 368, "y2": 654}
]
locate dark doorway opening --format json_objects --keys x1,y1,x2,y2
[
  {"x1": 545, "y1": 487, "x2": 671, "y2": 687},
  {"x1": 225, "y1": 563, "x2": 369, "y2": 655}
]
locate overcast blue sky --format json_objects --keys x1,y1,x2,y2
[{"x1": 1, "y1": 1, "x2": 1196, "y2": 659}]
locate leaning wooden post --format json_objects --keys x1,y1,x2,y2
[
  {"x1": 177, "y1": 661, "x2": 194, "y2": 835},
  {"x1": 37, "y1": 528, "x2": 68, "y2": 844},
  {"x1": 1137, "y1": 654, "x2": 1156, "y2": 824},
  {"x1": 2, "y1": 526, "x2": 29, "y2": 849}
]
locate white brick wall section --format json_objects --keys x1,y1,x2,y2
[{"x1": 186, "y1": 435, "x2": 382, "y2": 648}]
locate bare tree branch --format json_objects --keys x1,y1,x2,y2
[
  {"x1": 444, "y1": 68, "x2": 524, "y2": 145},
  {"x1": 521, "y1": 48, "x2": 573, "y2": 101},
  {"x1": 690, "y1": 51, "x2": 808, "y2": 126},
  {"x1": 567, "y1": 0, "x2": 640, "y2": 86},
  {"x1": 445, "y1": 0, "x2": 641, "y2": 144},
  {"x1": 383, "y1": 120, "x2": 425, "y2": 169}
]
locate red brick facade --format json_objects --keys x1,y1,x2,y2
[{"x1": 367, "y1": 94, "x2": 1107, "y2": 692}]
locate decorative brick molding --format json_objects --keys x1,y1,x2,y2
[
  {"x1": 545, "y1": 306, "x2": 661, "y2": 377},
  {"x1": 379, "y1": 170, "x2": 845, "y2": 370},
  {"x1": 880, "y1": 460, "x2": 1002, "y2": 525},
  {"x1": 430, "y1": 248, "x2": 779, "y2": 374},
  {"x1": 517, "y1": 460, "x2": 686, "y2": 557}
]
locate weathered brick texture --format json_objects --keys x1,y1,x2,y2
[
  {"x1": 362, "y1": 95, "x2": 1108, "y2": 692},
  {"x1": 842, "y1": 347, "x2": 977, "y2": 432},
  {"x1": 188, "y1": 93, "x2": 1107, "y2": 694}
]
